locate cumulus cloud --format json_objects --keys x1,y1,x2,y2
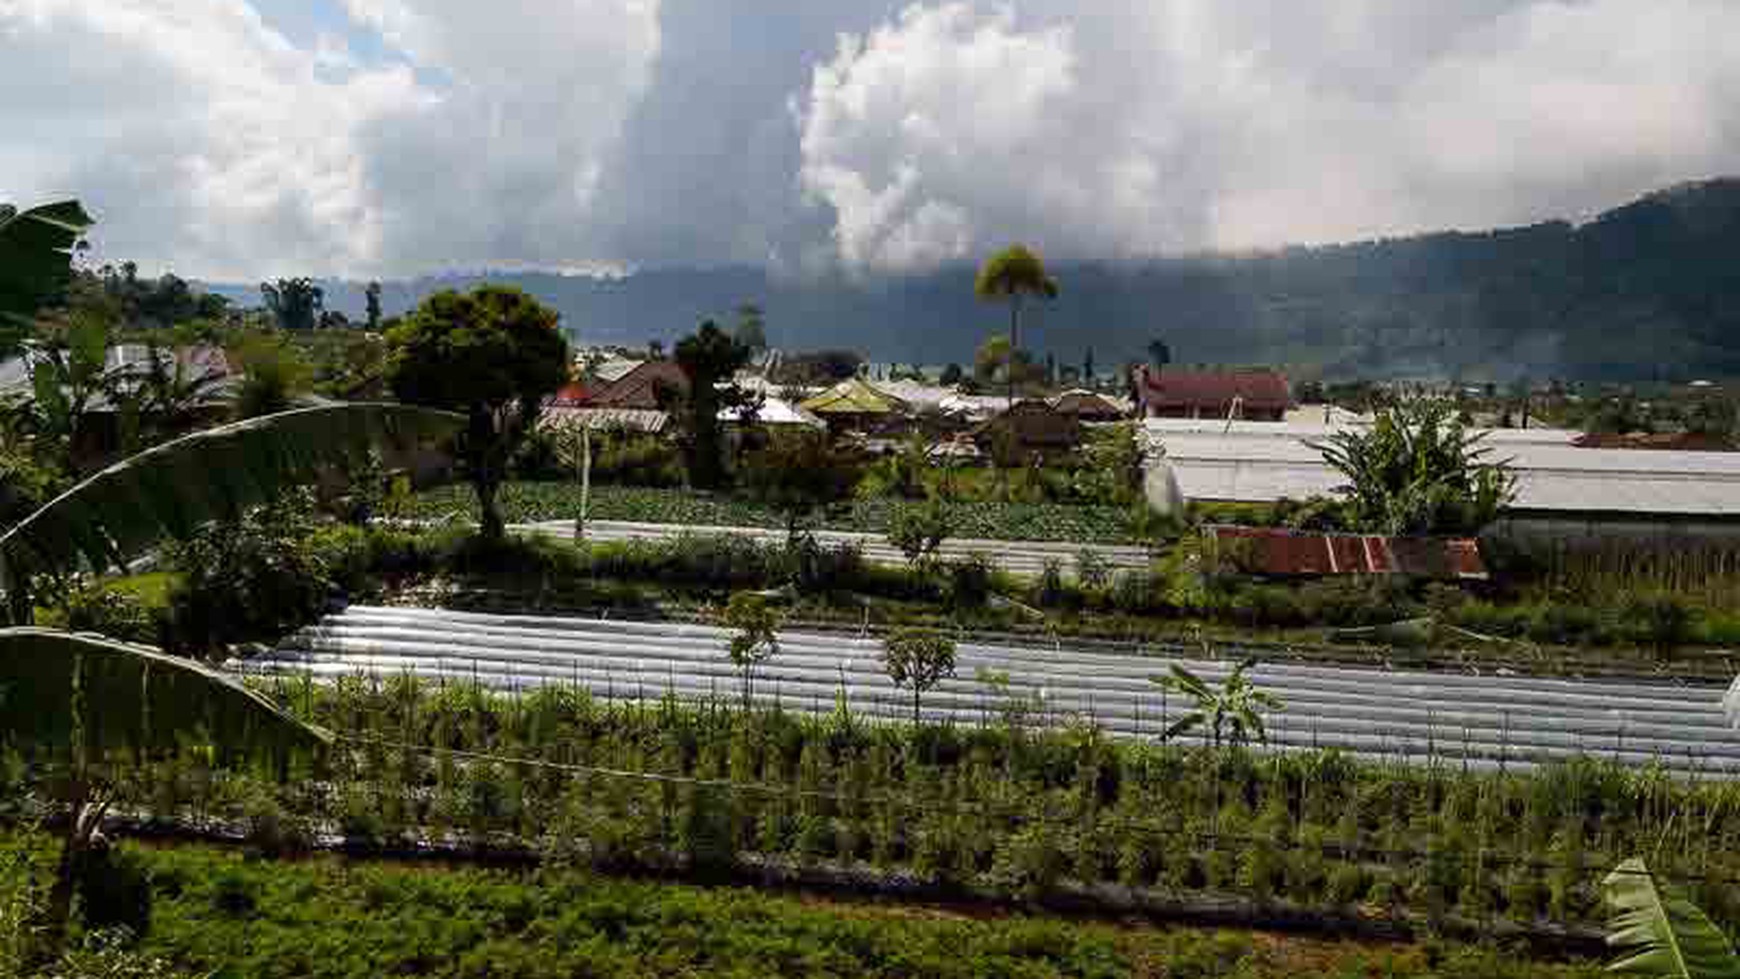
[
  {"x1": 795, "y1": 0, "x2": 1740, "y2": 275},
  {"x1": 0, "y1": 0, "x2": 660, "y2": 279}
]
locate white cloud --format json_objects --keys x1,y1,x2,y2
[
  {"x1": 796, "y1": 0, "x2": 1740, "y2": 274},
  {"x1": 0, "y1": 0, "x2": 660, "y2": 279}
]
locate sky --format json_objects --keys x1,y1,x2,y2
[{"x1": 4, "y1": 0, "x2": 1739, "y2": 282}]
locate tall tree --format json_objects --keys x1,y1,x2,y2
[
  {"x1": 1147, "y1": 338, "x2": 1172, "y2": 368},
  {"x1": 260, "y1": 277, "x2": 324, "y2": 332},
  {"x1": 1083, "y1": 347, "x2": 1095, "y2": 384},
  {"x1": 733, "y1": 302, "x2": 768, "y2": 352},
  {"x1": 386, "y1": 286, "x2": 570, "y2": 539},
  {"x1": 974, "y1": 244, "x2": 1059, "y2": 404},
  {"x1": 670, "y1": 321, "x2": 759, "y2": 489},
  {"x1": 365, "y1": 280, "x2": 383, "y2": 331}
]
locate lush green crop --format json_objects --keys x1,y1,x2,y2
[
  {"x1": 0, "y1": 833, "x2": 1602, "y2": 979},
  {"x1": 411, "y1": 483, "x2": 1140, "y2": 544},
  {"x1": 19, "y1": 676, "x2": 1738, "y2": 943}
]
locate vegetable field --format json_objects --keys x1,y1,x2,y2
[
  {"x1": 411, "y1": 483, "x2": 1140, "y2": 544},
  {"x1": 26, "y1": 671, "x2": 1740, "y2": 939},
  {"x1": 0, "y1": 835, "x2": 1603, "y2": 979}
]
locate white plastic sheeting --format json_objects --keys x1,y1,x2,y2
[
  {"x1": 247, "y1": 606, "x2": 1740, "y2": 777},
  {"x1": 1146, "y1": 419, "x2": 1740, "y2": 515}
]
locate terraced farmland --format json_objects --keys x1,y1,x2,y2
[{"x1": 247, "y1": 605, "x2": 1740, "y2": 777}]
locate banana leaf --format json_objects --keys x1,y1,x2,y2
[
  {"x1": 1604, "y1": 857, "x2": 1740, "y2": 978},
  {"x1": 1, "y1": 403, "x2": 461, "y2": 613},
  {"x1": 0, "y1": 200, "x2": 94, "y2": 326},
  {"x1": 0, "y1": 628, "x2": 329, "y2": 761}
]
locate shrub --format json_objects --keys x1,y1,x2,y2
[
  {"x1": 60, "y1": 581, "x2": 165, "y2": 645},
  {"x1": 945, "y1": 554, "x2": 994, "y2": 609},
  {"x1": 888, "y1": 497, "x2": 952, "y2": 568},
  {"x1": 166, "y1": 491, "x2": 333, "y2": 656}
]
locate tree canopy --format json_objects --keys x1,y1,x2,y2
[
  {"x1": 670, "y1": 321, "x2": 759, "y2": 489},
  {"x1": 385, "y1": 286, "x2": 570, "y2": 538},
  {"x1": 1312, "y1": 399, "x2": 1515, "y2": 536}
]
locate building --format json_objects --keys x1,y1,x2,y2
[
  {"x1": 800, "y1": 378, "x2": 905, "y2": 433},
  {"x1": 1052, "y1": 389, "x2": 1128, "y2": 423},
  {"x1": 584, "y1": 361, "x2": 688, "y2": 411},
  {"x1": 974, "y1": 399, "x2": 1084, "y2": 464},
  {"x1": 1139, "y1": 368, "x2": 1290, "y2": 422},
  {"x1": 1144, "y1": 417, "x2": 1740, "y2": 542}
]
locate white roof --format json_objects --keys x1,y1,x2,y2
[
  {"x1": 543, "y1": 407, "x2": 669, "y2": 433},
  {"x1": 721, "y1": 396, "x2": 823, "y2": 429},
  {"x1": 1145, "y1": 418, "x2": 1740, "y2": 516},
  {"x1": 872, "y1": 380, "x2": 953, "y2": 408}
]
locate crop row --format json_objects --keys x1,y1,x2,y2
[{"x1": 25, "y1": 675, "x2": 1740, "y2": 938}]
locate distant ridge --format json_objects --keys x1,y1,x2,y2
[{"x1": 205, "y1": 178, "x2": 1740, "y2": 382}]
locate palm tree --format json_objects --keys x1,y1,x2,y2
[
  {"x1": 1603, "y1": 857, "x2": 1739, "y2": 977},
  {"x1": 975, "y1": 244, "x2": 1059, "y2": 405},
  {"x1": 1152, "y1": 658, "x2": 1283, "y2": 748}
]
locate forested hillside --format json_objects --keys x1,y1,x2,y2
[{"x1": 208, "y1": 179, "x2": 1740, "y2": 381}]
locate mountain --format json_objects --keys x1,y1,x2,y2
[{"x1": 206, "y1": 179, "x2": 1740, "y2": 382}]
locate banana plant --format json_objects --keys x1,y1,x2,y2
[
  {"x1": 0, "y1": 200, "x2": 93, "y2": 331},
  {"x1": 1, "y1": 628, "x2": 331, "y2": 958},
  {"x1": 1, "y1": 402, "x2": 461, "y2": 624},
  {"x1": 1603, "y1": 858, "x2": 1740, "y2": 978},
  {"x1": 1152, "y1": 657, "x2": 1283, "y2": 748}
]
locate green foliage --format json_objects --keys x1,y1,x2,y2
[
  {"x1": 260, "y1": 278, "x2": 324, "y2": 332},
  {"x1": 738, "y1": 431, "x2": 861, "y2": 542},
  {"x1": 670, "y1": 321, "x2": 758, "y2": 490},
  {"x1": 1153, "y1": 658, "x2": 1283, "y2": 748},
  {"x1": 1603, "y1": 858, "x2": 1739, "y2": 978},
  {"x1": 1313, "y1": 399, "x2": 1515, "y2": 535},
  {"x1": 231, "y1": 333, "x2": 313, "y2": 418},
  {"x1": 1, "y1": 404, "x2": 460, "y2": 626},
  {"x1": 723, "y1": 591, "x2": 782, "y2": 704},
  {"x1": 0, "y1": 200, "x2": 93, "y2": 329},
  {"x1": 887, "y1": 495, "x2": 952, "y2": 567},
  {"x1": 881, "y1": 627, "x2": 958, "y2": 723},
  {"x1": 165, "y1": 491, "x2": 332, "y2": 656},
  {"x1": 386, "y1": 285, "x2": 570, "y2": 539},
  {"x1": 731, "y1": 302, "x2": 767, "y2": 351}
]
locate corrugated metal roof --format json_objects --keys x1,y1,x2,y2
[
  {"x1": 1205, "y1": 525, "x2": 1488, "y2": 580},
  {"x1": 1147, "y1": 418, "x2": 1740, "y2": 516},
  {"x1": 542, "y1": 407, "x2": 669, "y2": 433}
]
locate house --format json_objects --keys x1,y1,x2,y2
[
  {"x1": 1139, "y1": 368, "x2": 1290, "y2": 422},
  {"x1": 1052, "y1": 389, "x2": 1128, "y2": 423},
  {"x1": 799, "y1": 377, "x2": 905, "y2": 433},
  {"x1": 585, "y1": 360, "x2": 689, "y2": 411},
  {"x1": 973, "y1": 399, "x2": 1083, "y2": 464}
]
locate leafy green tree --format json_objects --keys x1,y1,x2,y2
[
  {"x1": 261, "y1": 277, "x2": 324, "y2": 332},
  {"x1": 0, "y1": 200, "x2": 93, "y2": 339},
  {"x1": 733, "y1": 302, "x2": 768, "y2": 352},
  {"x1": 939, "y1": 363, "x2": 964, "y2": 387},
  {"x1": 386, "y1": 286, "x2": 570, "y2": 539},
  {"x1": 1602, "y1": 857, "x2": 1739, "y2": 978},
  {"x1": 669, "y1": 322, "x2": 759, "y2": 489},
  {"x1": 975, "y1": 245, "x2": 1059, "y2": 403},
  {"x1": 365, "y1": 281, "x2": 383, "y2": 331},
  {"x1": 881, "y1": 627, "x2": 957, "y2": 725},
  {"x1": 1152, "y1": 658, "x2": 1283, "y2": 748},
  {"x1": 888, "y1": 496, "x2": 951, "y2": 570},
  {"x1": 232, "y1": 333, "x2": 314, "y2": 418},
  {"x1": 723, "y1": 591, "x2": 782, "y2": 706},
  {"x1": 739, "y1": 430, "x2": 860, "y2": 545},
  {"x1": 1312, "y1": 399, "x2": 1515, "y2": 536},
  {"x1": 1083, "y1": 346, "x2": 1095, "y2": 384}
]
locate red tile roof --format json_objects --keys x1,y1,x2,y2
[
  {"x1": 1204, "y1": 525, "x2": 1487, "y2": 580},
  {"x1": 1143, "y1": 369, "x2": 1290, "y2": 413}
]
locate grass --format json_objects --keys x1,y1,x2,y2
[
  {"x1": 2, "y1": 834, "x2": 1603, "y2": 979},
  {"x1": 410, "y1": 482, "x2": 1141, "y2": 544}
]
